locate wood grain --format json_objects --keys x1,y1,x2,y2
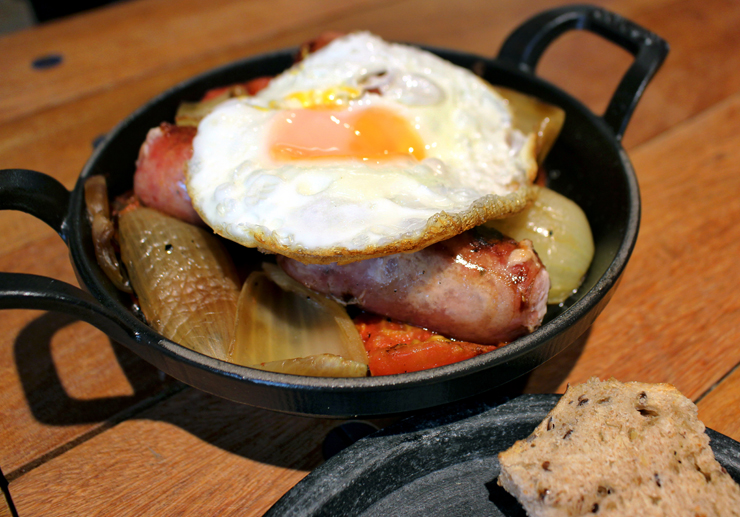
[
  {"x1": 9, "y1": 389, "x2": 335, "y2": 517},
  {"x1": 1, "y1": 0, "x2": 740, "y2": 513},
  {"x1": 0, "y1": 0, "x2": 395, "y2": 124}
]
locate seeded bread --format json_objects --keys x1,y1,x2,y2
[{"x1": 497, "y1": 378, "x2": 740, "y2": 516}]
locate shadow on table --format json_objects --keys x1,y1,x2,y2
[
  {"x1": 14, "y1": 311, "x2": 169, "y2": 426},
  {"x1": 12, "y1": 311, "x2": 589, "y2": 471}
]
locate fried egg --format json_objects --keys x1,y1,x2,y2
[{"x1": 187, "y1": 32, "x2": 537, "y2": 264}]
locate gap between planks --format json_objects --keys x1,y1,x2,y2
[
  {"x1": 695, "y1": 361, "x2": 740, "y2": 406},
  {"x1": 5, "y1": 380, "x2": 188, "y2": 483}
]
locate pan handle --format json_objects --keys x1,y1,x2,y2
[
  {"x1": 498, "y1": 4, "x2": 669, "y2": 140},
  {"x1": 0, "y1": 169, "x2": 131, "y2": 344}
]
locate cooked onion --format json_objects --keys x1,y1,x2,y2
[
  {"x1": 83, "y1": 175, "x2": 131, "y2": 292},
  {"x1": 494, "y1": 86, "x2": 565, "y2": 165},
  {"x1": 250, "y1": 354, "x2": 368, "y2": 377},
  {"x1": 486, "y1": 186, "x2": 594, "y2": 304},
  {"x1": 118, "y1": 206, "x2": 240, "y2": 360},
  {"x1": 175, "y1": 83, "x2": 254, "y2": 126},
  {"x1": 230, "y1": 263, "x2": 368, "y2": 375},
  {"x1": 175, "y1": 96, "x2": 229, "y2": 127}
]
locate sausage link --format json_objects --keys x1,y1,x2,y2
[
  {"x1": 278, "y1": 228, "x2": 550, "y2": 344},
  {"x1": 133, "y1": 123, "x2": 202, "y2": 226}
]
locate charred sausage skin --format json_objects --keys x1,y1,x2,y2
[{"x1": 278, "y1": 228, "x2": 550, "y2": 344}]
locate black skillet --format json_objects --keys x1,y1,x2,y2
[{"x1": 0, "y1": 5, "x2": 668, "y2": 418}]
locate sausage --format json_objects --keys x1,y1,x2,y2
[
  {"x1": 133, "y1": 123, "x2": 202, "y2": 226},
  {"x1": 278, "y1": 228, "x2": 550, "y2": 344},
  {"x1": 129, "y1": 33, "x2": 348, "y2": 226}
]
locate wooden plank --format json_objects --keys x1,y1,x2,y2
[
  {"x1": 524, "y1": 92, "x2": 740, "y2": 415},
  {"x1": 0, "y1": 499, "x2": 12, "y2": 517},
  {"x1": 0, "y1": 0, "x2": 394, "y2": 124},
  {"x1": 1, "y1": 1, "x2": 740, "y2": 511},
  {"x1": 0, "y1": 235, "x2": 177, "y2": 474},
  {"x1": 8, "y1": 389, "x2": 338, "y2": 517},
  {"x1": 616, "y1": 0, "x2": 740, "y2": 148},
  {"x1": 0, "y1": 47, "x2": 260, "y2": 259},
  {"x1": 698, "y1": 367, "x2": 740, "y2": 442},
  {"x1": 5, "y1": 0, "x2": 738, "y2": 147}
]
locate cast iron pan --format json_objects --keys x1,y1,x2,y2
[
  {"x1": 0, "y1": 5, "x2": 668, "y2": 417},
  {"x1": 266, "y1": 395, "x2": 740, "y2": 516}
]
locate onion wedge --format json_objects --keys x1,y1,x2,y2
[
  {"x1": 250, "y1": 354, "x2": 368, "y2": 377},
  {"x1": 486, "y1": 186, "x2": 594, "y2": 304},
  {"x1": 175, "y1": 95, "x2": 230, "y2": 127},
  {"x1": 231, "y1": 263, "x2": 368, "y2": 376},
  {"x1": 84, "y1": 175, "x2": 131, "y2": 293},
  {"x1": 494, "y1": 86, "x2": 565, "y2": 166},
  {"x1": 118, "y1": 206, "x2": 240, "y2": 360}
]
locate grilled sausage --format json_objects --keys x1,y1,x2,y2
[
  {"x1": 133, "y1": 123, "x2": 202, "y2": 226},
  {"x1": 278, "y1": 228, "x2": 550, "y2": 344}
]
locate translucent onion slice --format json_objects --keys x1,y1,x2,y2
[
  {"x1": 83, "y1": 175, "x2": 131, "y2": 293},
  {"x1": 175, "y1": 95, "x2": 230, "y2": 127},
  {"x1": 486, "y1": 186, "x2": 595, "y2": 304},
  {"x1": 118, "y1": 206, "x2": 240, "y2": 360},
  {"x1": 175, "y1": 81, "x2": 267, "y2": 126},
  {"x1": 230, "y1": 263, "x2": 369, "y2": 374},
  {"x1": 494, "y1": 86, "x2": 565, "y2": 165},
  {"x1": 251, "y1": 354, "x2": 368, "y2": 377}
]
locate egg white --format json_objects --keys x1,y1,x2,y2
[{"x1": 187, "y1": 32, "x2": 536, "y2": 263}]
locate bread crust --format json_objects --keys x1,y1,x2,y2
[{"x1": 497, "y1": 378, "x2": 740, "y2": 516}]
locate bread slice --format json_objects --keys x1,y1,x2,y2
[{"x1": 497, "y1": 378, "x2": 740, "y2": 516}]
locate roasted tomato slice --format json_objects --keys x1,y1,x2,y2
[{"x1": 354, "y1": 313, "x2": 502, "y2": 376}]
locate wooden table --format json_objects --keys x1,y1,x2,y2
[{"x1": 1, "y1": 0, "x2": 739, "y2": 514}]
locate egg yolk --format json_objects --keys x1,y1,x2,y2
[{"x1": 269, "y1": 107, "x2": 426, "y2": 162}]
